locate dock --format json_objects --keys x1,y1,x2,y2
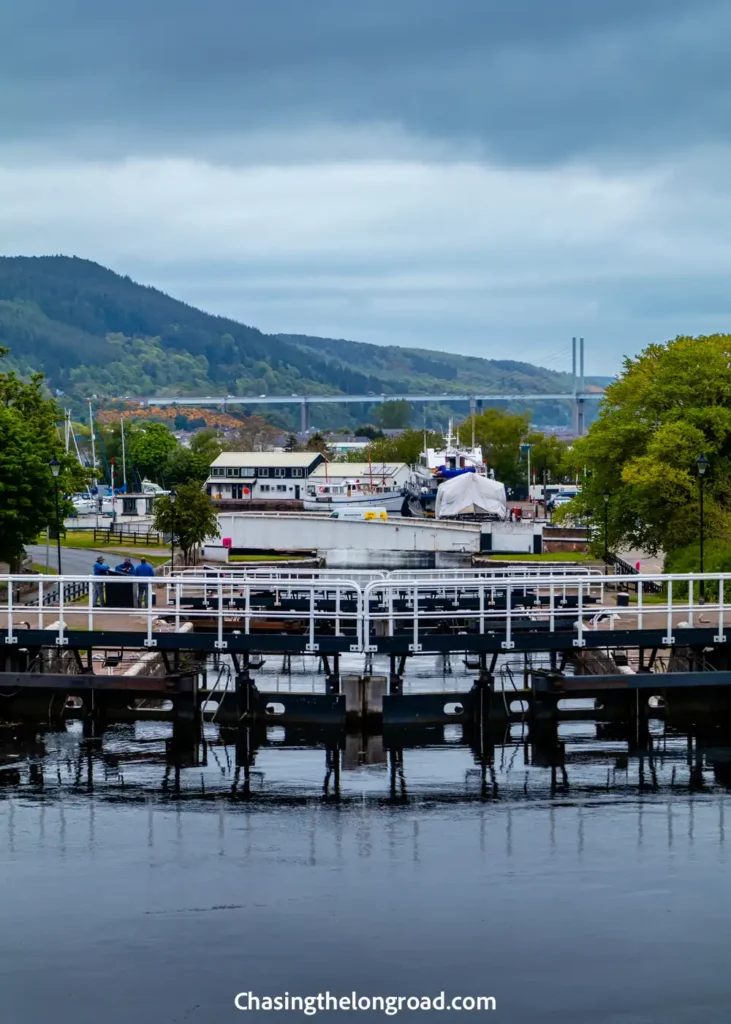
[{"x1": 2, "y1": 566, "x2": 731, "y2": 730}]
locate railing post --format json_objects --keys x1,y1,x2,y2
[
  {"x1": 410, "y1": 585, "x2": 421, "y2": 652},
  {"x1": 6, "y1": 579, "x2": 15, "y2": 644},
  {"x1": 479, "y1": 582, "x2": 485, "y2": 634},
  {"x1": 306, "y1": 586, "x2": 318, "y2": 652},
  {"x1": 215, "y1": 580, "x2": 227, "y2": 650},
  {"x1": 502, "y1": 585, "x2": 514, "y2": 649},
  {"x1": 573, "y1": 584, "x2": 585, "y2": 648},
  {"x1": 663, "y1": 580, "x2": 675, "y2": 645},
  {"x1": 716, "y1": 578, "x2": 727, "y2": 643}
]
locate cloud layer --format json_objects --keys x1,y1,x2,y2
[{"x1": 2, "y1": 0, "x2": 730, "y2": 373}]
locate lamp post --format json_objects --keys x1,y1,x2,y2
[
  {"x1": 602, "y1": 488, "x2": 609, "y2": 574},
  {"x1": 169, "y1": 489, "x2": 177, "y2": 572},
  {"x1": 49, "y1": 456, "x2": 63, "y2": 575},
  {"x1": 696, "y1": 454, "x2": 708, "y2": 603}
]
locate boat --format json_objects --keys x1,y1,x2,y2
[
  {"x1": 303, "y1": 477, "x2": 406, "y2": 513},
  {"x1": 407, "y1": 421, "x2": 490, "y2": 515},
  {"x1": 435, "y1": 472, "x2": 507, "y2": 520}
]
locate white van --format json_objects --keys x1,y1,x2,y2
[{"x1": 330, "y1": 507, "x2": 388, "y2": 521}]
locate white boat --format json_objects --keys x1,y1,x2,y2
[
  {"x1": 407, "y1": 421, "x2": 490, "y2": 514},
  {"x1": 304, "y1": 478, "x2": 406, "y2": 513},
  {"x1": 435, "y1": 473, "x2": 507, "y2": 520}
]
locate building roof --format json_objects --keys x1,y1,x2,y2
[
  {"x1": 210, "y1": 451, "x2": 321, "y2": 468},
  {"x1": 310, "y1": 462, "x2": 406, "y2": 479}
]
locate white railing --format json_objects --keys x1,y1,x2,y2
[
  {"x1": 0, "y1": 574, "x2": 363, "y2": 652},
  {"x1": 2, "y1": 571, "x2": 729, "y2": 652}
]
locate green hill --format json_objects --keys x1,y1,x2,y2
[{"x1": 0, "y1": 255, "x2": 580, "y2": 425}]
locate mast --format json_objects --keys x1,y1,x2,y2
[
  {"x1": 120, "y1": 415, "x2": 127, "y2": 490},
  {"x1": 88, "y1": 399, "x2": 97, "y2": 490}
]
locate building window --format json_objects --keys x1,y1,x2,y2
[
  {"x1": 276, "y1": 485, "x2": 287, "y2": 492},
  {"x1": 274, "y1": 468, "x2": 286, "y2": 478},
  {"x1": 259, "y1": 484, "x2": 271, "y2": 492},
  {"x1": 292, "y1": 468, "x2": 304, "y2": 478},
  {"x1": 258, "y1": 468, "x2": 270, "y2": 477},
  {"x1": 231, "y1": 484, "x2": 245, "y2": 499},
  {"x1": 225, "y1": 467, "x2": 240, "y2": 477}
]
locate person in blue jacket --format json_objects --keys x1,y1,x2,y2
[
  {"x1": 115, "y1": 557, "x2": 134, "y2": 575},
  {"x1": 134, "y1": 557, "x2": 156, "y2": 607},
  {"x1": 92, "y1": 556, "x2": 112, "y2": 606}
]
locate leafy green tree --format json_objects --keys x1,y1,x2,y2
[
  {"x1": 306, "y1": 432, "x2": 328, "y2": 453},
  {"x1": 376, "y1": 399, "x2": 411, "y2": 429},
  {"x1": 128, "y1": 422, "x2": 178, "y2": 481},
  {"x1": 469, "y1": 409, "x2": 531, "y2": 485},
  {"x1": 152, "y1": 483, "x2": 220, "y2": 565},
  {"x1": 0, "y1": 350, "x2": 87, "y2": 568},
  {"x1": 162, "y1": 429, "x2": 223, "y2": 485},
  {"x1": 526, "y1": 432, "x2": 571, "y2": 484},
  {"x1": 566, "y1": 334, "x2": 731, "y2": 556}
]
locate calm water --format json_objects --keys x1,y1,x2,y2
[{"x1": 2, "y1": 716, "x2": 731, "y2": 1023}]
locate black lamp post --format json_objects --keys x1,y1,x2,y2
[
  {"x1": 169, "y1": 489, "x2": 177, "y2": 571},
  {"x1": 602, "y1": 488, "x2": 610, "y2": 573},
  {"x1": 49, "y1": 456, "x2": 63, "y2": 575},
  {"x1": 696, "y1": 454, "x2": 708, "y2": 603}
]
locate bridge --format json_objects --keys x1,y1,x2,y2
[
  {"x1": 140, "y1": 338, "x2": 602, "y2": 433},
  {"x1": 2, "y1": 566, "x2": 730, "y2": 731}
]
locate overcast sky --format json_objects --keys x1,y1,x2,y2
[{"x1": 2, "y1": 0, "x2": 730, "y2": 375}]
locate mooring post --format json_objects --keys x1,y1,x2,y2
[
  {"x1": 473, "y1": 652, "x2": 495, "y2": 729},
  {"x1": 235, "y1": 654, "x2": 257, "y2": 720},
  {"x1": 389, "y1": 654, "x2": 404, "y2": 695},
  {"x1": 325, "y1": 653, "x2": 340, "y2": 694}
]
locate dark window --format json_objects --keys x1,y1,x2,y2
[{"x1": 258, "y1": 468, "x2": 270, "y2": 477}]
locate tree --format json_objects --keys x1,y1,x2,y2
[
  {"x1": 128, "y1": 421, "x2": 179, "y2": 481},
  {"x1": 0, "y1": 351, "x2": 87, "y2": 568},
  {"x1": 163, "y1": 429, "x2": 223, "y2": 485},
  {"x1": 152, "y1": 483, "x2": 220, "y2": 565},
  {"x1": 227, "y1": 415, "x2": 279, "y2": 452},
  {"x1": 305, "y1": 432, "x2": 328, "y2": 453},
  {"x1": 526, "y1": 431, "x2": 571, "y2": 484},
  {"x1": 376, "y1": 399, "x2": 411, "y2": 430},
  {"x1": 469, "y1": 408, "x2": 531, "y2": 486},
  {"x1": 565, "y1": 334, "x2": 731, "y2": 556}
]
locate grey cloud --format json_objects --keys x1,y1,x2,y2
[{"x1": 2, "y1": 0, "x2": 729, "y2": 163}]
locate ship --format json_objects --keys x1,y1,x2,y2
[{"x1": 406, "y1": 421, "x2": 490, "y2": 516}]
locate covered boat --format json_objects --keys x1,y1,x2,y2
[{"x1": 435, "y1": 472, "x2": 508, "y2": 520}]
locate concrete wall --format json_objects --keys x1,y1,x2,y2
[
  {"x1": 215, "y1": 513, "x2": 481, "y2": 555},
  {"x1": 480, "y1": 521, "x2": 542, "y2": 554}
]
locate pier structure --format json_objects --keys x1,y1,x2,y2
[{"x1": 2, "y1": 568, "x2": 731, "y2": 730}]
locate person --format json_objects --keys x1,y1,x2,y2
[
  {"x1": 134, "y1": 556, "x2": 156, "y2": 607},
  {"x1": 115, "y1": 557, "x2": 134, "y2": 575},
  {"x1": 92, "y1": 556, "x2": 112, "y2": 606}
]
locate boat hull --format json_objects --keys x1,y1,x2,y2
[{"x1": 303, "y1": 491, "x2": 406, "y2": 513}]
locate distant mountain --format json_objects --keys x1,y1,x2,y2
[{"x1": 0, "y1": 256, "x2": 580, "y2": 426}]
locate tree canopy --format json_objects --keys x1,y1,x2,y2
[
  {"x1": 152, "y1": 483, "x2": 220, "y2": 565},
  {"x1": 0, "y1": 350, "x2": 87, "y2": 567},
  {"x1": 567, "y1": 334, "x2": 731, "y2": 555}
]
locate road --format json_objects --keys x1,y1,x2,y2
[{"x1": 27, "y1": 545, "x2": 122, "y2": 576}]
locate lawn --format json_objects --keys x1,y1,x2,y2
[{"x1": 60, "y1": 530, "x2": 166, "y2": 551}]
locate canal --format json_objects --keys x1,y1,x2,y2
[{"x1": 2, "y1": 708, "x2": 731, "y2": 1023}]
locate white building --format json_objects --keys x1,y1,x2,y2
[{"x1": 205, "y1": 451, "x2": 325, "y2": 506}]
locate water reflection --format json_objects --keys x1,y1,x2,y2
[{"x1": 3, "y1": 717, "x2": 731, "y2": 807}]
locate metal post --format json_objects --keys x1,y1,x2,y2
[
  {"x1": 696, "y1": 473, "x2": 704, "y2": 606},
  {"x1": 53, "y1": 477, "x2": 63, "y2": 575}
]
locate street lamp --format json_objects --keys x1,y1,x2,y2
[
  {"x1": 696, "y1": 454, "x2": 708, "y2": 603},
  {"x1": 49, "y1": 456, "x2": 63, "y2": 575},
  {"x1": 602, "y1": 488, "x2": 610, "y2": 574},
  {"x1": 169, "y1": 489, "x2": 177, "y2": 571}
]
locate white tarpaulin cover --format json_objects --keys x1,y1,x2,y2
[{"x1": 435, "y1": 472, "x2": 508, "y2": 519}]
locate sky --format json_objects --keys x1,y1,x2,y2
[{"x1": 1, "y1": 0, "x2": 730, "y2": 376}]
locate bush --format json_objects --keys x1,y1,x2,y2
[{"x1": 663, "y1": 540, "x2": 731, "y2": 600}]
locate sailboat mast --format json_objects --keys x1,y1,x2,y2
[
  {"x1": 120, "y1": 415, "x2": 127, "y2": 490},
  {"x1": 88, "y1": 399, "x2": 97, "y2": 489}
]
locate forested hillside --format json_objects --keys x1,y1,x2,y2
[{"x1": 0, "y1": 256, "x2": 578, "y2": 420}]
